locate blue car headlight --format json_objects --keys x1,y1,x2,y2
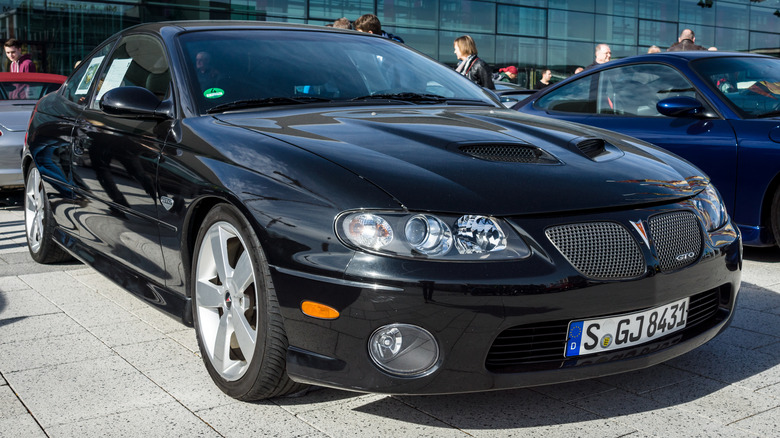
[
  {"x1": 692, "y1": 184, "x2": 728, "y2": 231},
  {"x1": 337, "y1": 211, "x2": 530, "y2": 260}
]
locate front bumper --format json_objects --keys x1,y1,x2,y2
[{"x1": 273, "y1": 205, "x2": 742, "y2": 395}]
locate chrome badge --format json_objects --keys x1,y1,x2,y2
[
  {"x1": 630, "y1": 220, "x2": 650, "y2": 248},
  {"x1": 160, "y1": 196, "x2": 175, "y2": 211}
]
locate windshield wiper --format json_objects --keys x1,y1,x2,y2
[
  {"x1": 350, "y1": 92, "x2": 448, "y2": 104},
  {"x1": 207, "y1": 96, "x2": 332, "y2": 114}
]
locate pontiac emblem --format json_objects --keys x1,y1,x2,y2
[
  {"x1": 160, "y1": 196, "x2": 175, "y2": 211},
  {"x1": 630, "y1": 220, "x2": 650, "y2": 248}
]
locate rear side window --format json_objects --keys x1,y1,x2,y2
[
  {"x1": 535, "y1": 75, "x2": 595, "y2": 113},
  {"x1": 62, "y1": 42, "x2": 113, "y2": 105}
]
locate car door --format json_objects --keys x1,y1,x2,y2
[
  {"x1": 527, "y1": 63, "x2": 739, "y2": 214},
  {"x1": 26, "y1": 42, "x2": 115, "y2": 234},
  {"x1": 70, "y1": 33, "x2": 173, "y2": 285}
]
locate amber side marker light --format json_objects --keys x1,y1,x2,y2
[{"x1": 301, "y1": 301, "x2": 340, "y2": 319}]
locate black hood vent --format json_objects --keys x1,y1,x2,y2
[
  {"x1": 570, "y1": 137, "x2": 624, "y2": 162},
  {"x1": 459, "y1": 144, "x2": 559, "y2": 164},
  {"x1": 576, "y1": 138, "x2": 607, "y2": 159}
]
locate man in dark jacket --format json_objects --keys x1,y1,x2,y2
[
  {"x1": 667, "y1": 29, "x2": 707, "y2": 51},
  {"x1": 354, "y1": 14, "x2": 404, "y2": 43}
]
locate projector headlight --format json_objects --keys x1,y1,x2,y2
[
  {"x1": 337, "y1": 211, "x2": 530, "y2": 260},
  {"x1": 691, "y1": 184, "x2": 728, "y2": 231}
]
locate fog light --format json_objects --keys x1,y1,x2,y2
[{"x1": 368, "y1": 324, "x2": 439, "y2": 376}]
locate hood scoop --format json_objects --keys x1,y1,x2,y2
[
  {"x1": 573, "y1": 138, "x2": 624, "y2": 162},
  {"x1": 458, "y1": 143, "x2": 560, "y2": 164}
]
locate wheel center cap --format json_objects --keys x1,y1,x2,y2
[{"x1": 224, "y1": 291, "x2": 232, "y2": 309}]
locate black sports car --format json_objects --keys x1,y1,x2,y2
[{"x1": 23, "y1": 21, "x2": 741, "y2": 401}]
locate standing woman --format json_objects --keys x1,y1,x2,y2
[{"x1": 453, "y1": 35, "x2": 494, "y2": 90}]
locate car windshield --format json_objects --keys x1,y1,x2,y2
[
  {"x1": 178, "y1": 29, "x2": 498, "y2": 114},
  {"x1": 690, "y1": 56, "x2": 780, "y2": 119},
  {"x1": 0, "y1": 81, "x2": 61, "y2": 100}
]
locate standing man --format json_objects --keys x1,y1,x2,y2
[
  {"x1": 535, "y1": 69, "x2": 552, "y2": 89},
  {"x1": 585, "y1": 44, "x2": 611, "y2": 70},
  {"x1": 667, "y1": 29, "x2": 706, "y2": 51},
  {"x1": 4, "y1": 39, "x2": 36, "y2": 72},
  {"x1": 354, "y1": 14, "x2": 404, "y2": 43}
]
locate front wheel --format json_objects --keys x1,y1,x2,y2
[
  {"x1": 191, "y1": 203, "x2": 306, "y2": 400},
  {"x1": 772, "y1": 186, "x2": 780, "y2": 249},
  {"x1": 24, "y1": 167, "x2": 71, "y2": 263}
]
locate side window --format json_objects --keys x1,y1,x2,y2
[
  {"x1": 535, "y1": 75, "x2": 596, "y2": 113},
  {"x1": 62, "y1": 42, "x2": 114, "y2": 105},
  {"x1": 598, "y1": 64, "x2": 697, "y2": 117},
  {"x1": 92, "y1": 34, "x2": 171, "y2": 109}
]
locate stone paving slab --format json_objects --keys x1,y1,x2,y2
[{"x1": 1, "y1": 192, "x2": 779, "y2": 437}]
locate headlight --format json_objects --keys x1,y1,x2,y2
[
  {"x1": 692, "y1": 184, "x2": 728, "y2": 231},
  {"x1": 337, "y1": 211, "x2": 530, "y2": 260}
]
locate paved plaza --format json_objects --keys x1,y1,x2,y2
[{"x1": 1, "y1": 190, "x2": 779, "y2": 437}]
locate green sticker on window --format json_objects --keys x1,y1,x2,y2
[{"x1": 204, "y1": 88, "x2": 224, "y2": 99}]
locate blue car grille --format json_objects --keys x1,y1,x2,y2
[{"x1": 485, "y1": 287, "x2": 726, "y2": 372}]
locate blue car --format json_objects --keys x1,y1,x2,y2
[{"x1": 515, "y1": 51, "x2": 780, "y2": 248}]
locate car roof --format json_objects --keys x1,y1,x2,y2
[
  {"x1": 0, "y1": 72, "x2": 67, "y2": 83},
  {"x1": 122, "y1": 20, "x2": 347, "y2": 35},
  {"x1": 611, "y1": 50, "x2": 774, "y2": 65}
]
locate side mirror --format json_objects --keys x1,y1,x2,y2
[
  {"x1": 656, "y1": 96, "x2": 705, "y2": 117},
  {"x1": 100, "y1": 86, "x2": 173, "y2": 119}
]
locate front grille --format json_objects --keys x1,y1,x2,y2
[
  {"x1": 459, "y1": 144, "x2": 558, "y2": 163},
  {"x1": 545, "y1": 222, "x2": 645, "y2": 280},
  {"x1": 648, "y1": 211, "x2": 703, "y2": 272},
  {"x1": 485, "y1": 288, "x2": 724, "y2": 372}
]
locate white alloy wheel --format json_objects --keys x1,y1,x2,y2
[{"x1": 195, "y1": 220, "x2": 258, "y2": 381}]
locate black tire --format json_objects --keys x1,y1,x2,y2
[
  {"x1": 772, "y1": 186, "x2": 780, "y2": 249},
  {"x1": 190, "y1": 203, "x2": 307, "y2": 400},
  {"x1": 24, "y1": 167, "x2": 71, "y2": 263}
]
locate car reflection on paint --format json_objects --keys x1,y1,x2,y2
[{"x1": 23, "y1": 21, "x2": 741, "y2": 401}]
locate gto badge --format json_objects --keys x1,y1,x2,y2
[
  {"x1": 675, "y1": 252, "x2": 696, "y2": 262},
  {"x1": 630, "y1": 220, "x2": 651, "y2": 248},
  {"x1": 160, "y1": 196, "x2": 175, "y2": 211}
]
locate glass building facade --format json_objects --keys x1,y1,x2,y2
[{"x1": 1, "y1": 0, "x2": 779, "y2": 88}]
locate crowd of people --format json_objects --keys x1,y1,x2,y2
[
  {"x1": 328, "y1": 16, "x2": 718, "y2": 92},
  {"x1": 3, "y1": 20, "x2": 718, "y2": 93}
]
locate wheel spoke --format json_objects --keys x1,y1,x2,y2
[
  {"x1": 232, "y1": 250, "x2": 254, "y2": 294},
  {"x1": 231, "y1": 305, "x2": 256, "y2": 364},
  {"x1": 212, "y1": 311, "x2": 231, "y2": 373},
  {"x1": 195, "y1": 278, "x2": 224, "y2": 309},
  {"x1": 208, "y1": 225, "x2": 231, "y2": 283}
]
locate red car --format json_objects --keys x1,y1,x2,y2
[{"x1": 0, "y1": 72, "x2": 66, "y2": 188}]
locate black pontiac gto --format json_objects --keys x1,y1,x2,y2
[{"x1": 23, "y1": 21, "x2": 742, "y2": 401}]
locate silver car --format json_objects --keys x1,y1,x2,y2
[{"x1": 0, "y1": 72, "x2": 65, "y2": 188}]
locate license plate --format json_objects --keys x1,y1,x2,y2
[{"x1": 564, "y1": 297, "x2": 689, "y2": 357}]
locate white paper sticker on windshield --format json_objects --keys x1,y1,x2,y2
[
  {"x1": 75, "y1": 56, "x2": 105, "y2": 95},
  {"x1": 96, "y1": 58, "x2": 133, "y2": 101}
]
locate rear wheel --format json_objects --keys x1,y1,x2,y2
[
  {"x1": 191, "y1": 203, "x2": 307, "y2": 400},
  {"x1": 24, "y1": 167, "x2": 71, "y2": 263},
  {"x1": 772, "y1": 186, "x2": 780, "y2": 249}
]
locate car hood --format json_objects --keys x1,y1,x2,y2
[
  {"x1": 217, "y1": 106, "x2": 701, "y2": 215},
  {"x1": 0, "y1": 104, "x2": 35, "y2": 131}
]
